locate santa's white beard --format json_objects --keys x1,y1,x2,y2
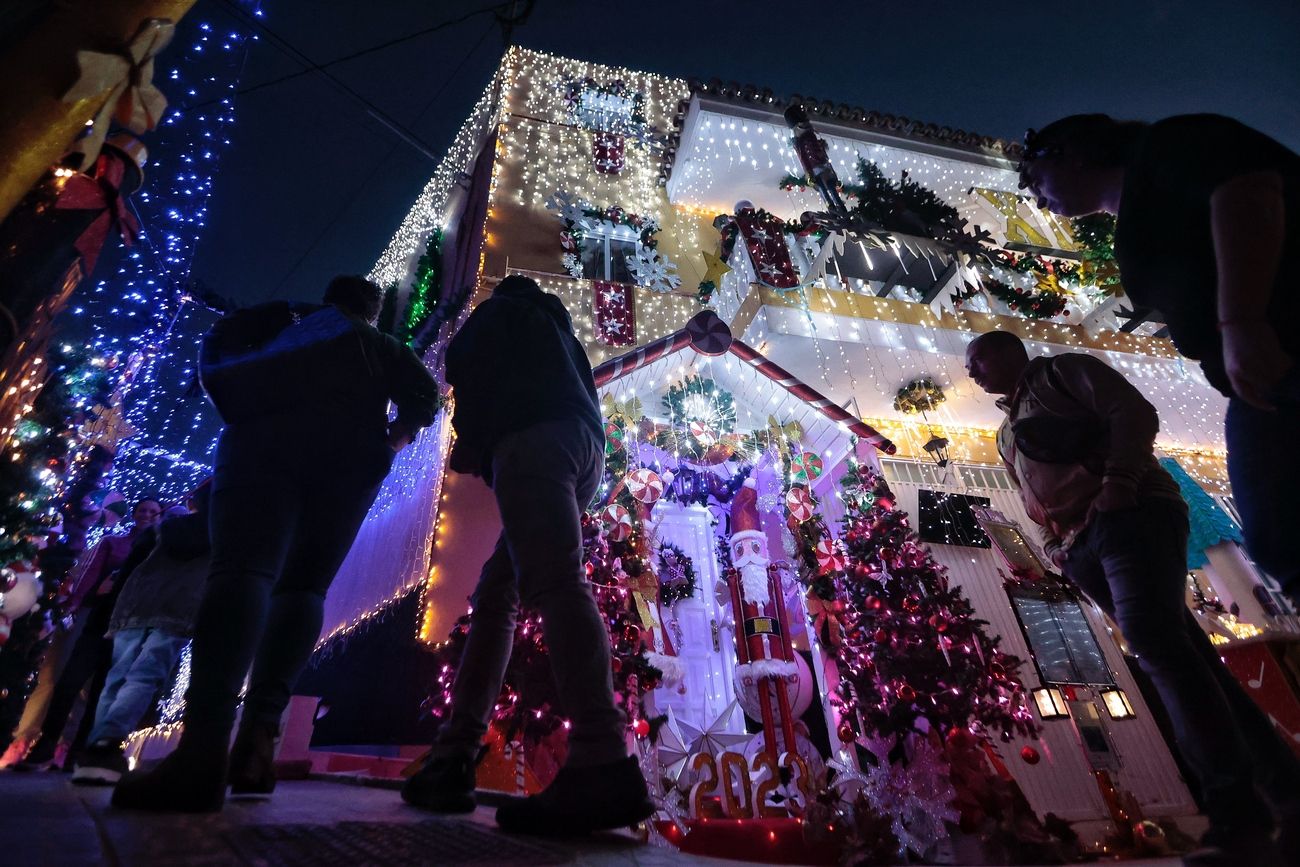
[{"x1": 737, "y1": 561, "x2": 771, "y2": 606}]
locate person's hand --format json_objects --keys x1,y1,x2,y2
[
  {"x1": 1088, "y1": 479, "x2": 1138, "y2": 523},
  {"x1": 1221, "y1": 320, "x2": 1293, "y2": 410},
  {"x1": 387, "y1": 421, "x2": 415, "y2": 453}
]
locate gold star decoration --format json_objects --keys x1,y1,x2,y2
[{"x1": 700, "y1": 250, "x2": 732, "y2": 287}]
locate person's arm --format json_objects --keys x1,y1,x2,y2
[
  {"x1": 380, "y1": 337, "x2": 441, "y2": 451},
  {"x1": 1211, "y1": 170, "x2": 1291, "y2": 410},
  {"x1": 1053, "y1": 354, "x2": 1160, "y2": 515}
]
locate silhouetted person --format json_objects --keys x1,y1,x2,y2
[
  {"x1": 73, "y1": 481, "x2": 213, "y2": 785},
  {"x1": 12, "y1": 498, "x2": 161, "y2": 771},
  {"x1": 967, "y1": 330, "x2": 1300, "y2": 866},
  {"x1": 1018, "y1": 113, "x2": 1300, "y2": 612},
  {"x1": 112, "y1": 276, "x2": 439, "y2": 811},
  {"x1": 401, "y1": 274, "x2": 651, "y2": 836}
]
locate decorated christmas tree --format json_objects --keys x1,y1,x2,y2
[{"x1": 793, "y1": 459, "x2": 1078, "y2": 860}]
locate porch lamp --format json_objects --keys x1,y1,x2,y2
[
  {"x1": 1032, "y1": 687, "x2": 1069, "y2": 720},
  {"x1": 1100, "y1": 688, "x2": 1136, "y2": 720},
  {"x1": 922, "y1": 433, "x2": 951, "y2": 468}
]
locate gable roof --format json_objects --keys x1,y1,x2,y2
[{"x1": 593, "y1": 310, "x2": 897, "y2": 457}]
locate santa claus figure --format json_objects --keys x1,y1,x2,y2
[{"x1": 730, "y1": 479, "x2": 772, "y2": 606}]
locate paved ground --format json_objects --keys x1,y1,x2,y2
[{"x1": 0, "y1": 770, "x2": 1187, "y2": 866}]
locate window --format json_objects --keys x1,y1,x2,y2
[
  {"x1": 579, "y1": 229, "x2": 638, "y2": 283},
  {"x1": 957, "y1": 463, "x2": 1016, "y2": 492},
  {"x1": 917, "y1": 489, "x2": 991, "y2": 548},
  {"x1": 1008, "y1": 590, "x2": 1115, "y2": 686}
]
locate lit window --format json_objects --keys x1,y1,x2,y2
[
  {"x1": 1100, "y1": 688, "x2": 1136, "y2": 720},
  {"x1": 1032, "y1": 687, "x2": 1070, "y2": 720},
  {"x1": 579, "y1": 229, "x2": 638, "y2": 284}
]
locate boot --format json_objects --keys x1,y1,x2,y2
[
  {"x1": 495, "y1": 755, "x2": 652, "y2": 836},
  {"x1": 111, "y1": 724, "x2": 228, "y2": 813},
  {"x1": 401, "y1": 751, "x2": 476, "y2": 814},
  {"x1": 228, "y1": 719, "x2": 278, "y2": 798}
]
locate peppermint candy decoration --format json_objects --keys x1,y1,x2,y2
[
  {"x1": 601, "y1": 503, "x2": 633, "y2": 541},
  {"x1": 791, "y1": 451, "x2": 823, "y2": 482},
  {"x1": 624, "y1": 468, "x2": 664, "y2": 505},
  {"x1": 604, "y1": 421, "x2": 625, "y2": 456},
  {"x1": 785, "y1": 486, "x2": 815, "y2": 523},
  {"x1": 815, "y1": 539, "x2": 846, "y2": 573},
  {"x1": 688, "y1": 420, "x2": 717, "y2": 446}
]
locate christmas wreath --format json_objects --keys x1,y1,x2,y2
[
  {"x1": 656, "y1": 541, "x2": 697, "y2": 605},
  {"x1": 893, "y1": 377, "x2": 946, "y2": 415}
]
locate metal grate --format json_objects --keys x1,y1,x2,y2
[{"x1": 225, "y1": 819, "x2": 569, "y2": 867}]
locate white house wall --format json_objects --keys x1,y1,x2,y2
[{"x1": 881, "y1": 474, "x2": 1199, "y2": 824}]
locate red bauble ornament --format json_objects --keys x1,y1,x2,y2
[
  {"x1": 873, "y1": 628, "x2": 889, "y2": 644},
  {"x1": 896, "y1": 684, "x2": 917, "y2": 703},
  {"x1": 837, "y1": 722, "x2": 857, "y2": 743},
  {"x1": 928, "y1": 613, "x2": 949, "y2": 633},
  {"x1": 865, "y1": 595, "x2": 883, "y2": 611},
  {"x1": 633, "y1": 718, "x2": 651, "y2": 738},
  {"x1": 611, "y1": 657, "x2": 622, "y2": 673},
  {"x1": 1020, "y1": 745, "x2": 1041, "y2": 765}
]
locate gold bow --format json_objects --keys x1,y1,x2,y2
[
  {"x1": 63, "y1": 19, "x2": 176, "y2": 168},
  {"x1": 601, "y1": 394, "x2": 644, "y2": 421}
]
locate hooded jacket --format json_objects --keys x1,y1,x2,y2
[
  {"x1": 445, "y1": 277, "x2": 602, "y2": 480},
  {"x1": 108, "y1": 505, "x2": 212, "y2": 637}
]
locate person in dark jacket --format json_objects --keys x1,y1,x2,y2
[
  {"x1": 72, "y1": 481, "x2": 213, "y2": 784},
  {"x1": 968, "y1": 330, "x2": 1300, "y2": 867},
  {"x1": 1017, "y1": 113, "x2": 1300, "y2": 617},
  {"x1": 112, "y1": 276, "x2": 441, "y2": 812},
  {"x1": 401, "y1": 275, "x2": 651, "y2": 836}
]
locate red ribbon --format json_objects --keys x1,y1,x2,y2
[{"x1": 53, "y1": 152, "x2": 140, "y2": 275}]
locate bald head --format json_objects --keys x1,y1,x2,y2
[{"x1": 966, "y1": 331, "x2": 1030, "y2": 396}]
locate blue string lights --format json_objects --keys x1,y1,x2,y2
[{"x1": 67, "y1": 7, "x2": 263, "y2": 506}]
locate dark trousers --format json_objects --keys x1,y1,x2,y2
[
  {"x1": 434, "y1": 419, "x2": 626, "y2": 767},
  {"x1": 182, "y1": 430, "x2": 384, "y2": 732},
  {"x1": 32, "y1": 610, "x2": 112, "y2": 757},
  {"x1": 1064, "y1": 498, "x2": 1300, "y2": 832},
  {"x1": 1226, "y1": 395, "x2": 1300, "y2": 608}
]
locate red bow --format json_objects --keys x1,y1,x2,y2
[{"x1": 53, "y1": 153, "x2": 140, "y2": 274}]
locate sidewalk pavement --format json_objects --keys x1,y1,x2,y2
[{"x1": 0, "y1": 770, "x2": 1187, "y2": 866}]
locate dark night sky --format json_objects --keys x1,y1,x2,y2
[{"x1": 183, "y1": 0, "x2": 1300, "y2": 305}]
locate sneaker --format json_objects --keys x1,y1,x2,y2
[
  {"x1": 72, "y1": 740, "x2": 128, "y2": 785},
  {"x1": 9, "y1": 737, "x2": 58, "y2": 772},
  {"x1": 1182, "y1": 824, "x2": 1281, "y2": 867},
  {"x1": 401, "y1": 752, "x2": 476, "y2": 814},
  {"x1": 495, "y1": 755, "x2": 653, "y2": 836}
]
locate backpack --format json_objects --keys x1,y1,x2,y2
[{"x1": 199, "y1": 302, "x2": 375, "y2": 424}]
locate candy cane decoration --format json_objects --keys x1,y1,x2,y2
[{"x1": 592, "y1": 310, "x2": 895, "y2": 453}]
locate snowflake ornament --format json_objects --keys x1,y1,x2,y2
[
  {"x1": 545, "y1": 189, "x2": 591, "y2": 227},
  {"x1": 561, "y1": 252, "x2": 581, "y2": 278},
  {"x1": 625, "y1": 248, "x2": 680, "y2": 293}
]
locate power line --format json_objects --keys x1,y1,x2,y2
[
  {"x1": 266, "y1": 21, "x2": 497, "y2": 299},
  {"x1": 215, "y1": 0, "x2": 445, "y2": 161},
  {"x1": 231, "y1": 3, "x2": 508, "y2": 101}
]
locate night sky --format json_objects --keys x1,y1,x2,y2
[{"x1": 181, "y1": 0, "x2": 1300, "y2": 306}]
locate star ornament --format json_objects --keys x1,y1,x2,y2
[{"x1": 700, "y1": 250, "x2": 732, "y2": 287}]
